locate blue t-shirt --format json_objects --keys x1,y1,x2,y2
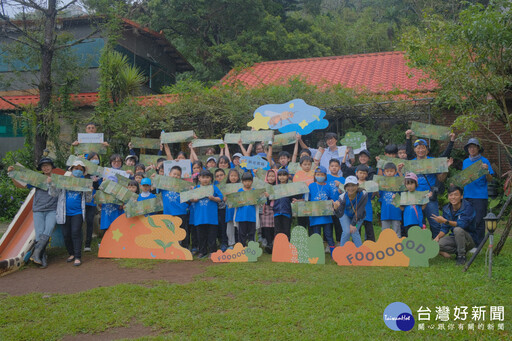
[
  {"x1": 191, "y1": 185, "x2": 223, "y2": 225},
  {"x1": 364, "y1": 191, "x2": 373, "y2": 222},
  {"x1": 161, "y1": 190, "x2": 188, "y2": 216},
  {"x1": 413, "y1": 157, "x2": 438, "y2": 192},
  {"x1": 326, "y1": 174, "x2": 345, "y2": 201},
  {"x1": 225, "y1": 207, "x2": 235, "y2": 223},
  {"x1": 137, "y1": 192, "x2": 157, "y2": 201},
  {"x1": 308, "y1": 182, "x2": 333, "y2": 226},
  {"x1": 403, "y1": 204, "x2": 423, "y2": 227},
  {"x1": 344, "y1": 191, "x2": 364, "y2": 219},
  {"x1": 379, "y1": 190, "x2": 402, "y2": 221},
  {"x1": 234, "y1": 188, "x2": 256, "y2": 223},
  {"x1": 463, "y1": 156, "x2": 494, "y2": 199},
  {"x1": 66, "y1": 191, "x2": 82, "y2": 216}
]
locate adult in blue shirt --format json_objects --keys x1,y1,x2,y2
[
  {"x1": 462, "y1": 138, "x2": 494, "y2": 247},
  {"x1": 405, "y1": 130, "x2": 455, "y2": 238},
  {"x1": 431, "y1": 186, "x2": 476, "y2": 265}
]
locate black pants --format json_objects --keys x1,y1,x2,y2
[
  {"x1": 177, "y1": 214, "x2": 190, "y2": 249},
  {"x1": 190, "y1": 224, "x2": 198, "y2": 250},
  {"x1": 332, "y1": 215, "x2": 342, "y2": 242},
  {"x1": 238, "y1": 221, "x2": 256, "y2": 246},
  {"x1": 466, "y1": 198, "x2": 488, "y2": 246},
  {"x1": 274, "y1": 215, "x2": 291, "y2": 239},
  {"x1": 85, "y1": 205, "x2": 96, "y2": 248},
  {"x1": 261, "y1": 227, "x2": 274, "y2": 246},
  {"x1": 63, "y1": 214, "x2": 83, "y2": 259},
  {"x1": 361, "y1": 220, "x2": 375, "y2": 242},
  {"x1": 217, "y1": 209, "x2": 228, "y2": 247},
  {"x1": 298, "y1": 216, "x2": 309, "y2": 230},
  {"x1": 197, "y1": 224, "x2": 218, "y2": 255}
]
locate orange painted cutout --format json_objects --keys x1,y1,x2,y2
[
  {"x1": 210, "y1": 241, "x2": 262, "y2": 262},
  {"x1": 333, "y1": 229, "x2": 412, "y2": 267},
  {"x1": 271, "y1": 226, "x2": 325, "y2": 264},
  {"x1": 98, "y1": 214, "x2": 192, "y2": 261}
]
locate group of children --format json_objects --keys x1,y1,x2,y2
[{"x1": 10, "y1": 122, "x2": 493, "y2": 266}]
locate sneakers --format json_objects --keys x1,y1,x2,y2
[
  {"x1": 456, "y1": 256, "x2": 466, "y2": 266},
  {"x1": 84, "y1": 247, "x2": 91, "y2": 252},
  {"x1": 469, "y1": 247, "x2": 478, "y2": 254},
  {"x1": 220, "y1": 244, "x2": 228, "y2": 252}
]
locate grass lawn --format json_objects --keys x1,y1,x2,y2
[{"x1": 0, "y1": 226, "x2": 511, "y2": 340}]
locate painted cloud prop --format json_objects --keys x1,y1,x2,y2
[
  {"x1": 248, "y1": 99, "x2": 328, "y2": 135},
  {"x1": 210, "y1": 242, "x2": 263, "y2": 262}
]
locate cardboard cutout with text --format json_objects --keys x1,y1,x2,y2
[
  {"x1": 210, "y1": 242, "x2": 263, "y2": 262},
  {"x1": 98, "y1": 214, "x2": 192, "y2": 261},
  {"x1": 272, "y1": 226, "x2": 325, "y2": 264},
  {"x1": 332, "y1": 227, "x2": 438, "y2": 267}
]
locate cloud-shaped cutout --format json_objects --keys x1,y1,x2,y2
[
  {"x1": 272, "y1": 226, "x2": 325, "y2": 264},
  {"x1": 332, "y1": 229, "x2": 409, "y2": 267},
  {"x1": 402, "y1": 226, "x2": 439, "y2": 267},
  {"x1": 210, "y1": 241, "x2": 263, "y2": 263},
  {"x1": 250, "y1": 99, "x2": 328, "y2": 135}
]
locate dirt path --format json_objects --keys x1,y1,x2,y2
[{"x1": 0, "y1": 253, "x2": 209, "y2": 296}]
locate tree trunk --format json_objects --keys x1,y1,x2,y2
[
  {"x1": 494, "y1": 211, "x2": 512, "y2": 256},
  {"x1": 34, "y1": 0, "x2": 57, "y2": 165}
]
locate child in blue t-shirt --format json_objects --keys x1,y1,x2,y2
[
  {"x1": 161, "y1": 166, "x2": 192, "y2": 249},
  {"x1": 189, "y1": 169, "x2": 223, "y2": 258},
  {"x1": 400, "y1": 172, "x2": 428, "y2": 236},
  {"x1": 355, "y1": 164, "x2": 375, "y2": 242},
  {"x1": 307, "y1": 166, "x2": 336, "y2": 253},
  {"x1": 235, "y1": 172, "x2": 258, "y2": 246},
  {"x1": 224, "y1": 169, "x2": 241, "y2": 248},
  {"x1": 273, "y1": 168, "x2": 295, "y2": 239},
  {"x1": 327, "y1": 158, "x2": 345, "y2": 245},
  {"x1": 379, "y1": 163, "x2": 403, "y2": 237},
  {"x1": 138, "y1": 177, "x2": 157, "y2": 201},
  {"x1": 214, "y1": 168, "x2": 228, "y2": 251}
]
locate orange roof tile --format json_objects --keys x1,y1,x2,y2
[
  {"x1": 0, "y1": 93, "x2": 100, "y2": 111},
  {"x1": 221, "y1": 51, "x2": 437, "y2": 94}
]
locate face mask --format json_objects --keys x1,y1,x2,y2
[
  {"x1": 141, "y1": 191, "x2": 151, "y2": 198},
  {"x1": 90, "y1": 159, "x2": 100, "y2": 165},
  {"x1": 72, "y1": 169, "x2": 84, "y2": 177},
  {"x1": 315, "y1": 176, "x2": 326, "y2": 183}
]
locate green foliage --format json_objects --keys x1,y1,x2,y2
[
  {"x1": 0, "y1": 176, "x2": 29, "y2": 222},
  {"x1": 401, "y1": 0, "x2": 512, "y2": 155}
]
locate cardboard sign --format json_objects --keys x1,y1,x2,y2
[
  {"x1": 78, "y1": 133, "x2": 103, "y2": 144},
  {"x1": 376, "y1": 156, "x2": 405, "y2": 170},
  {"x1": 217, "y1": 183, "x2": 244, "y2": 196},
  {"x1": 374, "y1": 175, "x2": 406, "y2": 192},
  {"x1": 191, "y1": 139, "x2": 225, "y2": 148},
  {"x1": 224, "y1": 133, "x2": 241, "y2": 144},
  {"x1": 163, "y1": 160, "x2": 192, "y2": 178},
  {"x1": 272, "y1": 226, "x2": 325, "y2": 264},
  {"x1": 103, "y1": 167, "x2": 130, "y2": 180},
  {"x1": 448, "y1": 160, "x2": 488, "y2": 188},
  {"x1": 408, "y1": 157, "x2": 448, "y2": 175},
  {"x1": 197, "y1": 154, "x2": 220, "y2": 164},
  {"x1": 273, "y1": 132, "x2": 297, "y2": 146},
  {"x1": 98, "y1": 214, "x2": 193, "y2": 261},
  {"x1": 270, "y1": 182, "x2": 309, "y2": 200},
  {"x1": 124, "y1": 195, "x2": 164, "y2": 218},
  {"x1": 249, "y1": 99, "x2": 328, "y2": 135},
  {"x1": 225, "y1": 188, "x2": 266, "y2": 208},
  {"x1": 160, "y1": 130, "x2": 195, "y2": 144},
  {"x1": 399, "y1": 191, "x2": 430, "y2": 206},
  {"x1": 239, "y1": 155, "x2": 269, "y2": 170},
  {"x1": 51, "y1": 174, "x2": 93, "y2": 192},
  {"x1": 8, "y1": 165, "x2": 49, "y2": 190},
  {"x1": 152, "y1": 174, "x2": 192, "y2": 192},
  {"x1": 411, "y1": 121, "x2": 451, "y2": 141},
  {"x1": 131, "y1": 137, "x2": 161, "y2": 150},
  {"x1": 139, "y1": 154, "x2": 162, "y2": 166},
  {"x1": 359, "y1": 180, "x2": 379, "y2": 193},
  {"x1": 287, "y1": 162, "x2": 301, "y2": 174},
  {"x1": 180, "y1": 185, "x2": 214, "y2": 203},
  {"x1": 241, "y1": 130, "x2": 274, "y2": 144},
  {"x1": 340, "y1": 132, "x2": 367, "y2": 149},
  {"x1": 210, "y1": 242, "x2": 263, "y2": 262},
  {"x1": 292, "y1": 201, "x2": 334, "y2": 217},
  {"x1": 94, "y1": 190, "x2": 122, "y2": 205},
  {"x1": 115, "y1": 174, "x2": 131, "y2": 187},
  {"x1": 332, "y1": 227, "x2": 438, "y2": 267},
  {"x1": 100, "y1": 180, "x2": 138, "y2": 203},
  {"x1": 74, "y1": 143, "x2": 107, "y2": 155}
]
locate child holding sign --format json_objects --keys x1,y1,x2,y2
[
  {"x1": 400, "y1": 173, "x2": 429, "y2": 237},
  {"x1": 189, "y1": 170, "x2": 223, "y2": 258},
  {"x1": 225, "y1": 169, "x2": 241, "y2": 248},
  {"x1": 235, "y1": 172, "x2": 258, "y2": 246},
  {"x1": 379, "y1": 163, "x2": 403, "y2": 237}
]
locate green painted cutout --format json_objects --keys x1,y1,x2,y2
[
  {"x1": 340, "y1": 132, "x2": 367, "y2": 149},
  {"x1": 401, "y1": 226, "x2": 439, "y2": 267}
]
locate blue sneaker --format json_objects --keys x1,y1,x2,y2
[
  {"x1": 191, "y1": 248, "x2": 198, "y2": 255},
  {"x1": 220, "y1": 244, "x2": 227, "y2": 252}
]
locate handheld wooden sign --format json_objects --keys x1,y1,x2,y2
[
  {"x1": 340, "y1": 132, "x2": 367, "y2": 149},
  {"x1": 224, "y1": 133, "x2": 241, "y2": 144},
  {"x1": 98, "y1": 214, "x2": 193, "y2": 261},
  {"x1": 191, "y1": 139, "x2": 225, "y2": 148},
  {"x1": 180, "y1": 185, "x2": 214, "y2": 203},
  {"x1": 407, "y1": 157, "x2": 448, "y2": 175},
  {"x1": 152, "y1": 174, "x2": 192, "y2": 192},
  {"x1": 448, "y1": 160, "x2": 488, "y2": 188},
  {"x1": 241, "y1": 130, "x2": 274, "y2": 144},
  {"x1": 78, "y1": 133, "x2": 103, "y2": 144},
  {"x1": 217, "y1": 183, "x2": 244, "y2": 196},
  {"x1": 373, "y1": 175, "x2": 406, "y2": 192},
  {"x1": 225, "y1": 188, "x2": 266, "y2": 208},
  {"x1": 8, "y1": 165, "x2": 49, "y2": 190},
  {"x1": 359, "y1": 180, "x2": 379, "y2": 192},
  {"x1": 139, "y1": 154, "x2": 161, "y2": 166},
  {"x1": 270, "y1": 182, "x2": 309, "y2": 200},
  {"x1": 124, "y1": 195, "x2": 164, "y2": 218},
  {"x1": 292, "y1": 201, "x2": 334, "y2": 217},
  {"x1": 411, "y1": 121, "x2": 451, "y2": 141},
  {"x1": 74, "y1": 143, "x2": 107, "y2": 155},
  {"x1": 51, "y1": 174, "x2": 93, "y2": 192},
  {"x1": 273, "y1": 132, "x2": 297, "y2": 146}
]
